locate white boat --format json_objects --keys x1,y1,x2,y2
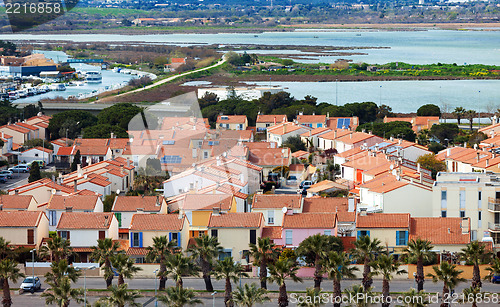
[
  {"x1": 85, "y1": 71, "x2": 102, "y2": 83},
  {"x1": 49, "y1": 84, "x2": 66, "y2": 91}
]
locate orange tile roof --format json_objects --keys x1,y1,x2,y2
[
  {"x1": 283, "y1": 213, "x2": 337, "y2": 229},
  {"x1": 357, "y1": 213, "x2": 410, "y2": 228},
  {"x1": 336, "y1": 132, "x2": 378, "y2": 145},
  {"x1": 22, "y1": 146, "x2": 53, "y2": 154},
  {"x1": 302, "y1": 197, "x2": 348, "y2": 213},
  {"x1": 33, "y1": 122, "x2": 48, "y2": 129},
  {"x1": 0, "y1": 195, "x2": 33, "y2": 209},
  {"x1": 126, "y1": 247, "x2": 148, "y2": 256},
  {"x1": 296, "y1": 114, "x2": 326, "y2": 123},
  {"x1": 216, "y1": 184, "x2": 248, "y2": 199},
  {"x1": 171, "y1": 58, "x2": 186, "y2": 64},
  {"x1": 300, "y1": 127, "x2": 330, "y2": 137},
  {"x1": 182, "y1": 194, "x2": 233, "y2": 211},
  {"x1": 317, "y1": 129, "x2": 351, "y2": 140},
  {"x1": 51, "y1": 138, "x2": 71, "y2": 147},
  {"x1": 47, "y1": 195, "x2": 99, "y2": 211},
  {"x1": 57, "y1": 212, "x2": 115, "y2": 229},
  {"x1": 0, "y1": 211, "x2": 44, "y2": 227},
  {"x1": 256, "y1": 114, "x2": 287, "y2": 123},
  {"x1": 291, "y1": 150, "x2": 309, "y2": 158},
  {"x1": 289, "y1": 164, "x2": 305, "y2": 172},
  {"x1": 129, "y1": 214, "x2": 184, "y2": 231},
  {"x1": 15, "y1": 122, "x2": 39, "y2": 131},
  {"x1": 248, "y1": 147, "x2": 290, "y2": 166},
  {"x1": 252, "y1": 194, "x2": 301, "y2": 209},
  {"x1": 262, "y1": 226, "x2": 282, "y2": 239},
  {"x1": 208, "y1": 212, "x2": 263, "y2": 228},
  {"x1": 337, "y1": 211, "x2": 356, "y2": 223},
  {"x1": 216, "y1": 115, "x2": 247, "y2": 124},
  {"x1": 113, "y1": 196, "x2": 164, "y2": 212},
  {"x1": 1, "y1": 124, "x2": 30, "y2": 134},
  {"x1": 267, "y1": 122, "x2": 304, "y2": 136},
  {"x1": 409, "y1": 217, "x2": 470, "y2": 245}
]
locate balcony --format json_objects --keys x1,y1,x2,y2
[
  {"x1": 487, "y1": 198, "x2": 500, "y2": 212},
  {"x1": 488, "y1": 222, "x2": 500, "y2": 232}
]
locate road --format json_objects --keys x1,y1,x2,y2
[
  {"x1": 0, "y1": 171, "x2": 29, "y2": 191},
  {"x1": 113, "y1": 56, "x2": 227, "y2": 98}
]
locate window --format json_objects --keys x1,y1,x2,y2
[
  {"x1": 250, "y1": 230, "x2": 257, "y2": 245},
  {"x1": 49, "y1": 211, "x2": 57, "y2": 226},
  {"x1": 478, "y1": 191, "x2": 482, "y2": 209},
  {"x1": 115, "y1": 213, "x2": 122, "y2": 228},
  {"x1": 268, "y1": 210, "x2": 274, "y2": 224},
  {"x1": 441, "y1": 190, "x2": 447, "y2": 208},
  {"x1": 441, "y1": 210, "x2": 447, "y2": 217},
  {"x1": 324, "y1": 230, "x2": 331, "y2": 236},
  {"x1": 471, "y1": 230, "x2": 477, "y2": 241},
  {"x1": 59, "y1": 231, "x2": 70, "y2": 240},
  {"x1": 99, "y1": 230, "x2": 106, "y2": 240},
  {"x1": 478, "y1": 211, "x2": 482, "y2": 228},
  {"x1": 211, "y1": 229, "x2": 218, "y2": 238},
  {"x1": 396, "y1": 231, "x2": 408, "y2": 246},
  {"x1": 131, "y1": 232, "x2": 142, "y2": 247},
  {"x1": 134, "y1": 257, "x2": 145, "y2": 264},
  {"x1": 219, "y1": 249, "x2": 232, "y2": 260},
  {"x1": 317, "y1": 123, "x2": 323, "y2": 128},
  {"x1": 27, "y1": 229, "x2": 34, "y2": 245},
  {"x1": 357, "y1": 230, "x2": 370, "y2": 239},
  {"x1": 203, "y1": 151, "x2": 209, "y2": 159},
  {"x1": 285, "y1": 230, "x2": 293, "y2": 245},
  {"x1": 460, "y1": 211, "x2": 465, "y2": 218},
  {"x1": 171, "y1": 232, "x2": 178, "y2": 243},
  {"x1": 478, "y1": 191, "x2": 482, "y2": 200},
  {"x1": 459, "y1": 190, "x2": 466, "y2": 209}
]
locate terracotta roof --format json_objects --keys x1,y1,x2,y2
[
  {"x1": 0, "y1": 211, "x2": 44, "y2": 227},
  {"x1": 47, "y1": 195, "x2": 99, "y2": 211},
  {"x1": 337, "y1": 211, "x2": 356, "y2": 223},
  {"x1": 56, "y1": 147, "x2": 73, "y2": 156},
  {"x1": 57, "y1": 212, "x2": 115, "y2": 229},
  {"x1": 357, "y1": 213, "x2": 410, "y2": 228},
  {"x1": 248, "y1": 147, "x2": 290, "y2": 166},
  {"x1": 302, "y1": 197, "x2": 348, "y2": 213},
  {"x1": 216, "y1": 184, "x2": 248, "y2": 199},
  {"x1": 262, "y1": 226, "x2": 282, "y2": 239},
  {"x1": 283, "y1": 213, "x2": 337, "y2": 229},
  {"x1": 208, "y1": 212, "x2": 263, "y2": 228},
  {"x1": 0, "y1": 195, "x2": 33, "y2": 209},
  {"x1": 317, "y1": 129, "x2": 351, "y2": 140},
  {"x1": 33, "y1": 122, "x2": 48, "y2": 129},
  {"x1": 129, "y1": 214, "x2": 184, "y2": 231},
  {"x1": 1, "y1": 124, "x2": 29, "y2": 134},
  {"x1": 267, "y1": 122, "x2": 304, "y2": 136},
  {"x1": 22, "y1": 146, "x2": 53, "y2": 154},
  {"x1": 112, "y1": 196, "x2": 163, "y2": 212},
  {"x1": 336, "y1": 132, "x2": 378, "y2": 145},
  {"x1": 51, "y1": 138, "x2": 71, "y2": 147},
  {"x1": 182, "y1": 194, "x2": 233, "y2": 211},
  {"x1": 300, "y1": 127, "x2": 330, "y2": 137},
  {"x1": 256, "y1": 114, "x2": 287, "y2": 123},
  {"x1": 126, "y1": 247, "x2": 148, "y2": 256},
  {"x1": 252, "y1": 194, "x2": 301, "y2": 209},
  {"x1": 296, "y1": 114, "x2": 326, "y2": 123},
  {"x1": 409, "y1": 217, "x2": 470, "y2": 245},
  {"x1": 72, "y1": 247, "x2": 94, "y2": 253},
  {"x1": 171, "y1": 58, "x2": 186, "y2": 64},
  {"x1": 291, "y1": 151, "x2": 309, "y2": 158},
  {"x1": 15, "y1": 122, "x2": 39, "y2": 131},
  {"x1": 217, "y1": 115, "x2": 247, "y2": 124},
  {"x1": 289, "y1": 164, "x2": 305, "y2": 172}
]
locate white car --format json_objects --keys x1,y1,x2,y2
[
  {"x1": 20, "y1": 276, "x2": 41, "y2": 292},
  {"x1": 0, "y1": 170, "x2": 13, "y2": 179}
]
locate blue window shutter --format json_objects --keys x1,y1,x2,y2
[
  {"x1": 177, "y1": 232, "x2": 181, "y2": 248},
  {"x1": 129, "y1": 233, "x2": 133, "y2": 247},
  {"x1": 139, "y1": 232, "x2": 143, "y2": 248},
  {"x1": 357, "y1": 231, "x2": 361, "y2": 239},
  {"x1": 405, "y1": 231, "x2": 409, "y2": 245},
  {"x1": 169, "y1": 232, "x2": 172, "y2": 242},
  {"x1": 396, "y1": 231, "x2": 400, "y2": 245},
  {"x1": 366, "y1": 230, "x2": 370, "y2": 237}
]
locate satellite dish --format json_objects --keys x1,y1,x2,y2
[
  {"x1": 84, "y1": 174, "x2": 88, "y2": 179},
  {"x1": 282, "y1": 207, "x2": 288, "y2": 213},
  {"x1": 390, "y1": 164, "x2": 394, "y2": 170},
  {"x1": 116, "y1": 189, "x2": 120, "y2": 195},
  {"x1": 51, "y1": 189, "x2": 56, "y2": 195}
]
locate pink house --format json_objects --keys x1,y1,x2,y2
[{"x1": 274, "y1": 213, "x2": 337, "y2": 248}]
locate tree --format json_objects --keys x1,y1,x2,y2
[
  {"x1": 459, "y1": 241, "x2": 491, "y2": 289},
  {"x1": 23, "y1": 139, "x2": 53, "y2": 150},
  {"x1": 343, "y1": 285, "x2": 374, "y2": 307},
  {"x1": 427, "y1": 262, "x2": 466, "y2": 307},
  {"x1": 71, "y1": 150, "x2": 81, "y2": 172},
  {"x1": 232, "y1": 283, "x2": 270, "y2": 307},
  {"x1": 165, "y1": 253, "x2": 199, "y2": 290},
  {"x1": 417, "y1": 104, "x2": 441, "y2": 117},
  {"x1": 372, "y1": 253, "x2": 407, "y2": 307},
  {"x1": 42, "y1": 275, "x2": 83, "y2": 307},
  {"x1": 248, "y1": 237, "x2": 280, "y2": 289},
  {"x1": 461, "y1": 286, "x2": 484, "y2": 307},
  {"x1": 97, "y1": 103, "x2": 143, "y2": 130},
  {"x1": 91, "y1": 238, "x2": 121, "y2": 288},
  {"x1": 356, "y1": 121, "x2": 416, "y2": 142},
  {"x1": 0, "y1": 259, "x2": 24, "y2": 307},
  {"x1": 0, "y1": 238, "x2": 13, "y2": 260},
  {"x1": 452, "y1": 107, "x2": 466, "y2": 125},
  {"x1": 39, "y1": 236, "x2": 73, "y2": 262},
  {"x1": 351, "y1": 235, "x2": 383, "y2": 291},
  {"x1": 268, "y1": 258, "x2": 303, "y2": 307},
  {"x1": 188, "y1": 235, "x2": 222, "y2": 292},
  {"x1": 416, "y1": 153, "x2": 446, "y2": 179},
  {"x1": 146, "y1": 236, "x2": 179, "y2": 290},
  {"x1": 96, "y1": 284, "x2": 142, "y2": 307},
  {"x1": 198, "y1": 92, "x2": 219, "y2": 108},
  {"x1": 213, "y1": 257, "x2": 248, "y2": 307},
  {"x1": 44, "y1": 259, "x2": 80, "y2": 288},
  {"x1": 157, "y1": 286, "x2": 203, "y2": 307},
  {"x1": 47, "y1": 110, "x2": 97, "y2": 140},
  {"x1": 28, "y1": 161, "x2": 41, "y2": 183},
  {"x1": 283, "y1": 135, "x2": 307, "y2": 152},
  {"x1": 377, "y1": 104, "x2": 394, "y2": 119},
  {"x1": 404, "y1": 238, "x2": 434, "y2": 292},
  {"x1": 297, "y1": 234, "x2": 339, "y2": 290},
  {"x1": 82, "y1": 124, "x2": 128, "y2": 139},
  {"x1": 111, "y1": 253, "x2": 142, "y2": 286},
  {"x1": 400, "y1": 288, "x2": 428, "y2": 307},
  {"x1": 323, "y1": 251, "x2": 358, "y2": 307},
  {"x1": 485, "y1": 257, "x2": 500, "y2": 281},
  {"x1": 430, "y1": 123, "x2": 459, "y2": 145},
  {"x1": 464, "y1": 110, "x2": 478, "y2": 130},
  {"x1": 297, "y1": 288, "x2": 325, "y2": 307}
]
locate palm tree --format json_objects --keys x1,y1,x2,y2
[
  {"x1": 111, "y1": 253, "x2": 142, "y2": 286},
  {"x1": 91, "y1": 238, "x2": 121, "y2": 288},
  {"x1": 297, "y1": 288, "x2": 325, "y2": 307},
  {"x1": 427, "y1": 261, "x2": 466, "y2": 307},
  {"x1": 452, "y1": 107, "x2": 466, "y2": 125},
  {"x1": 485, "y1": 257, "x2": 500, "y2": 281},
  {"x1": 323, "y1": 251, "x2": 358, "y2": 307},
  {"x1": 464, "y1": 110, "x2": 477, "y2": 130},
  {"x1": 404, "y1": 238, "x2": 434, "y2": 292},
  {"x1": 42, "y1": 277, "x2": 83, "y2": 307},
  {"x1": 0, "y1": 238, "x2": 13, "y2": 260},
  {"x1": 39, "y1": 236, "x2": 73, "y2": 262},
  {"x1": 213, "y1": 257, "x2": 248, "y2": 307},
  {"x1": 459, "y1": 241, "x2": 491, "y2": 289},
  {"x1": 232, "y1": 283, "x2": 270, "y2": 307},
  {"x1": 400, "y1": 288, "x2": 428, "y2": 307},
  {"x1": 343, "y1": 285, "x2": 374, "y2": 307},
  {"x1": 351, "y1": 235, "x2": 383, "y2": 291},
  {"x1": 0, "y1": 259, "x2": 24, "y2": 307},
  {"x1": 96, "y1": 284, "x2": 142, "y2": 307},
  {"x1": 146, "y1": 235, "x2": 178, "y2": 290},
  {"x1": 268, "y1": 258, "x2": 303, "y2": 307},
  {"x1": 165, "y1": 253, "x2": 200, "y2": 290},
  {"x1": 461, "y1": 286, "x2": 483, "y2": 307},
  {"x1": 157, "y1": 286, "x2": 203, "y2": 307},
  {"x1": 248, "y1": 237, "x2": 279, "y2": 289},
  {"x1": 297, "y1": 234, "x2": 332, "y2": 290},
  {"x1": 372, "y1": 253, "x2": 407, "y2": 307},
  {"x1": 187, "y1": 235, "x2": 222, "y2": 292},
  {"x1": 44, "y1": 259, "x2": 80, "y2": 287}
]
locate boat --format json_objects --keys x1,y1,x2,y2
[
  {"x1": 85, "y1": 71, "x2": 102, "y2": 83},
  {"x1": 49, "y1": 84, "x2": 66, "y2": 91}
]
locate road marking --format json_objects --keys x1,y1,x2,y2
[{"x1": 143, "y1": 297, "x2": 155, "y2": 306}]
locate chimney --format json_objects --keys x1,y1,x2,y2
[
  {"x1": 156, "y1": 195, "x2": 161, "y2": 206},
  {"x1": 137, "y1": 208, "x2": 144, "y2": 213},
  {"x1": 486, "y1": 159, "x2": 490, "y2": 167},
  {"x1": 477, "y1": 152, "x2": 480, "y2": 163},
  {"x1": 65, "y1": 207, "x2": 72, "y2": 212},
  {"x1": 127, "y1": 159, "x2": 130, "y2": 167},
  {"x1": 359, "y1": 207, "x2": 367, "y2": 216},
  {"x1": 77, "y1": 164, "x2": 81, "y2": 175},
  {"x1": 110, "y1": 132, "x2": 115, "y2": 139},
  {"x1": 420, "y1": 172, "x2": 423, "y2": 183},
  {"x1": 494, "y1": 152, "x2": 497, "y2": 159},
  {"x1": 334, "y1": 130, "x2": 337, "y2": 138},
  {"x1": 348, "y1": 197, "x2": 355, "y2": 212},
  {"x1": 350, "y1": 132, "x2": 353, "y2": 139},
  {"x1": 14, "y1": 189, "x2": 19, "y2": 195},
  {"x1": 73, "y1": 180, "x2": 77, "y2": 192},
  {"x1": 326, "y1": 112, "x2": 330, "y2": 120},
  {"x1": 283, "y1": 123, "x2": 287, "y2": 135},
  {"x1": 398, "y1": 139, "x2": 402, "y2": 145},
  {"x1": 212, "y1": 207, "x2": 221, "y2": 216},
  {"x1": 417, "y1": 163, "x2": 421, "y2": 173},
  {"x1": 446, "y1": 148, "x2": 451, "y2": 157},
  {"x1": 1, "y1": 132, "x2": 3, "y2": 139}
]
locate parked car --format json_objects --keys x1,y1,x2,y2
[
  {"x1": 0, "y1": 175, "x2": 7, "y2": 184},
  {"x1": 20, "y1": 276, "x2": 41, "y2": 292},
  {"x1": 492, "y1": 275, "x2": 500, "y2": 284},
  {"x1": 299, "y1": 180, "x2": 313, "y2": 189},
  {"x1": 29, "y1": 160, "x2": 45, "y2": 168},
  {"x1": 8, "y1": 164, "x2": 30, "y2": 173},
  {"x1": 0, "y1": 170, "x2": 13, "y2": 179},
  {"x1": 286, "y1": 175, "x2": 298, "y2": 185}
]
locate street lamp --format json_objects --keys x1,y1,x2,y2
[
  {"x1": 154, "y1": 268, "x2": 159, "y2": 307},
  {"x1": 211, "y1": 291, "x2": 217, "y2": 307},
  {"x1": 76, "y1": 265, "x2": 96, "y2": 307},
  {"x1": 30, "y1": 249, "x2": 36, "y2": 293}
]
